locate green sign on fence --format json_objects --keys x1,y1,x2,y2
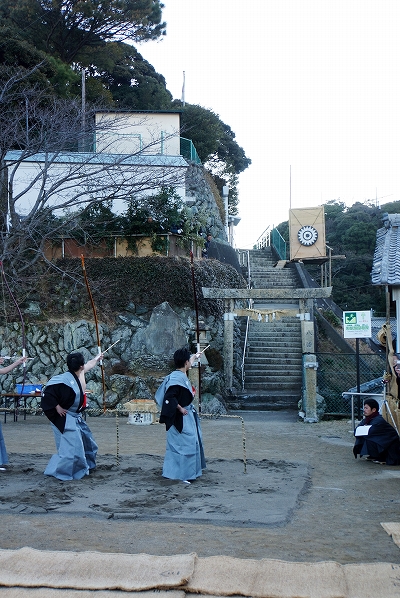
[{"x1": 343, "y1": 310, "x2": 372, "y2": 338}]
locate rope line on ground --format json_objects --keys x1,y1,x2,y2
[
  {"x1": 115, "y1": 409, "x2": 120, "y2": 467},
  {"x1": 1, "y1": 407, "x2": 247, "y2": 473}
]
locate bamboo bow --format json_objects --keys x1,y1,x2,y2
[
  {"x1": 0, "y1": 261, "x2": 27, "y2": 397},
  {"x1": 80, "y1": 255, "x2": 107, "y2": 412},
  {"x1": 190, "y1": 251, "x2": 202, "y2": 412}
]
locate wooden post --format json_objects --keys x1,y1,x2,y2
[
  {"x1": 299, "y1": 298, "x2": 318, "y2": 422},
  {"x1": 223, "y1": 298, "x2": 235, "y2": 389}
]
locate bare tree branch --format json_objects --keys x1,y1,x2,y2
[{"x1": 0, "y1": 66, "x2": 186, "y2": 278}]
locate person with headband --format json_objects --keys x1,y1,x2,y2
[
  {"x1": 155, "y1": 347, "x2": 206, "y2": 484},
  {"x1": 41, "y1": 351, "x2": 102, "y2": 480}
]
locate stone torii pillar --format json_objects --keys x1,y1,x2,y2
[{"x1": 202, "y1": 286, "x2": 332, "y2": 421}]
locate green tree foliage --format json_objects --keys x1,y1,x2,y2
[
  {"x1": 0, "y1": 0, "x2": 250, "y2": 228},
  {"x1": 122, "y1": 187, "x2": 185, "y2": 234},
  {"x1": 53, "y1": 187, "x2": 207, "y2": 256},
  {"x1": 0, "y1": 0, "x2": 166, "y2": 63},
  {"x1": 44, "y1": 255, "x2": 246, "y2": 318},
  {"x1": 94, "y1": 43, "x2": 173, "y2": 109},
  {"x1": 119, "y1": 186, "x2": 207, "y2": 251},
  {"x1": 71, "y1": 201, "x2": 122, "y2": 244},
  {"x1": 0, "y1": 0, "x2": 168, "y2": 104},
  {"x1": 174, "y1": 102, "x2": 251, "y2": 215}
]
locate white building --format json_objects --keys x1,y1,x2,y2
[{"x1": 5, "y1": 110, "x2": 200, "y2": 221}]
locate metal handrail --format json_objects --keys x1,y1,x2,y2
[
  {"x1": 180, "y1": 137, "x2": 202, "y2": 164},
  {"x1": 241, "y1": 315, "x2": 250, "y2": 391},
  {"x1": 241, "y1": 249, "x2": 253, "y2": 391},
  {"x1": 270, "y1": 227, "x2": 287, "y2": 260},
  {"x1": 256, "y1": 226, "x2": 270, "y2": 249},
  {"x1": 246, "y1": 250, "x2": 251, "y2": 290}
]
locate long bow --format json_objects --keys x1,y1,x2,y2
[
  {"x1": 0, "y1": 261, "x2": 27, "y2": 396},
  {"x1": 190, "y1": 251, "x2": 202, "y2": 412},
  {"x1": 80, "y1": 255, "x2": 106, "y2": 412}
]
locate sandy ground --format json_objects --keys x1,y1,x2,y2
[{"x1": 0, "y1": 410, "x2": 400, "y2": 564}]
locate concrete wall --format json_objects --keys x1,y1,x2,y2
[{"x1": 95, "y1": 111, "x2": 181, "y2": 155}]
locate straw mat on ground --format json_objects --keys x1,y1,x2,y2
[
  {"x1": 381, "y1": 522, "x2": 400, "y2": 549},
  {"x1": 1, "y1": 548, "x2": 400, "y2": 597},
  {"x1": 0, "y1": 548, "x2": 194, "y2": 591},
  {"x1": 0, "y1": 592, "x2": 185, "y2": 598},
  {"x1": 187, "y1": 555, "x2": 346, "y2": 598}
]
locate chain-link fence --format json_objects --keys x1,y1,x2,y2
[{"x1": 317, "y1": 352, "x2": 386, "y2": 416}]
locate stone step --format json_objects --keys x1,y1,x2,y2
[
  {"x1": 248, "y1": 322, "x2": 301, "y2": 329},
  {"x1": 251, "y1": 268, "x2": 297, "y2": 274},
  {"x1": 246, "y1": 359, "x2": 302, "y2": 367},
  {"x1": 248, "y1": 341, "x2": 302, "y2": 349},
  {"x1": 245, "y1": 357, "x2": 302, "y2": 365},
  {"x1": 247, "y1": 337, "x2": 302, "y2": 343},
  {"x1": 244, "y1": 379, "x2": 301, "y2": 387},
  {"x1": 247, "y1": 344, "x2": 302, "y2": 350},
  {"x1": 250, "y1": 304, "x2": 300, "y2": 310},
  {"x1": 251, "y1": 283, "x2": 298, "y2": 288},
  {"x1": 248, "y1": 332, "x2": 301, "y2": 342},
  {"x1": 227, "y1": 391, "x2": 300, "y2": 411},
  {"x1": 248, "y1": 331, "x2": 302, "y2": 338},
  {"x1": 245, "y1": 365, "x2": 302, "y2": 372},
  {"x1": 245, "y1": 364, "x2": 302, "y2": 371},
  {"x1": 245, "y1": 365, "x2": 302, "y2": 374},
  {"x1": 251, "y1": 268, "x2": 299, "y2": 282},
  {"x1": 244, "y1": 379, "x2": 302, "y2": 387},
  {"x1": 248, "y1": 318, "x2": 300, "y2": 324},
  {"x1": 251, "y1": 276, "x2": 298, "y2": 281},
  {"x1": 249, "y1": 332, "x2": 301, "y2": 341},
  {"x1": 240, "y1": 248, "x2": 307, "y2": 406},
  {"x1": 247, "y1": 352, "x2": 302, "y2": 360},
  {"x1": 243, "y1": 380, "x2": 301, "y2": 390}
]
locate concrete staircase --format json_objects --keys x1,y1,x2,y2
[{"x1": 232, "y1": 247, "x2": 303, "y2": 411}]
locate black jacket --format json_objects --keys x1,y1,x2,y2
[{"x1": 159, "y1": 384, "x2": 193, "y2": 433}]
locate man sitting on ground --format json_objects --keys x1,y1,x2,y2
[{"x1": 353, "y1": 398, "x2": 400, "y2": 465}]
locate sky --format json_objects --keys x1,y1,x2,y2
[{"x1": 138, "y1": 0, "x2": 400, "y2": 249}]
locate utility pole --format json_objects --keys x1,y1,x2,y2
[
  {"x1": 222, "y1": 185, "x2": 229, "y2": 240},
  {"x1": 81, "y1": 68, "x2": 86, "y2": 151}
]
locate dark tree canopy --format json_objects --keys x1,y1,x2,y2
[
  {"x1": 175, "y1": 102, "x2": 251, "y2": 216},
  {"x1": 0, "y1": 0, "x2": 166, "y2": 63},
  {"x1": 177, "y1": 103, "x2": 251, "y2": 175},
  {"x1": 0, "y1": 0, "x2": 251, "y2": 227},
  {"x1": 99, "y1": 43, "x2": 173, "y2": 109}
]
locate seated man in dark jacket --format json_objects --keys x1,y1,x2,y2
[{"x1": 353, "y1": 398, "x2": 400, "y2": 465}]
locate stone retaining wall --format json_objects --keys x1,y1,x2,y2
[{"x1": 0, "y1": 301, "x2": 242, "y2": 413}]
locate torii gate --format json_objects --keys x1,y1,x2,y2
[{"x1": 202, "y1": 286, "x2": 332, "y2": 422}]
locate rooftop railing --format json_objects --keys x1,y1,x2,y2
[{"x1": 180, "y1": 137, "x2": 202, "y2": 164}]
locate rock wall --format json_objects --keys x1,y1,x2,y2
[
  {"x1": 186, "y1": 164, "x2": 228, "y2": 242},
  {"x1": 0, "y1": 302, "x2": 243, "y2": 413}
]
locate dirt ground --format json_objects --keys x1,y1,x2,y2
[{"x1": 0, "y1": 409, "x2": 400, "y2": 564}]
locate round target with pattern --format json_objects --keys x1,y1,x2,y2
[{"x1": 297, "y1": 225, "x2": 318, "y2": 246}]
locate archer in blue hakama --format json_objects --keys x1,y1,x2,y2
[
  {"x1": 0, "y1": 423, "x2": 8, "y2": 467},
  {"x1": 0, "y1": 355, "x2": 27, "y2": 469},
  {"x1": 41, "y1": 352, "x2": 101, "y2": 480},
  {"x1": 156, "y1": 348, "x2": 206, "y2": 483}
]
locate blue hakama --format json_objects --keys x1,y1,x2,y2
[
  {"x1": 44, "y1": 412, "x2": 98, "y2": 480},
  {"x1": 162, "y1": 404, "x2": 206, "y2": 481},
  {"x1": 0, "y1": 422, "x2": 8, "y2": 465}
]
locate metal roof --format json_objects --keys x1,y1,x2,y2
[
  {"x1": 5, "y1": 150, "x2": 188, "y2": 168},
  {"x1": 371, "y1": 212, "x2": 400, "y2": 285}
]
